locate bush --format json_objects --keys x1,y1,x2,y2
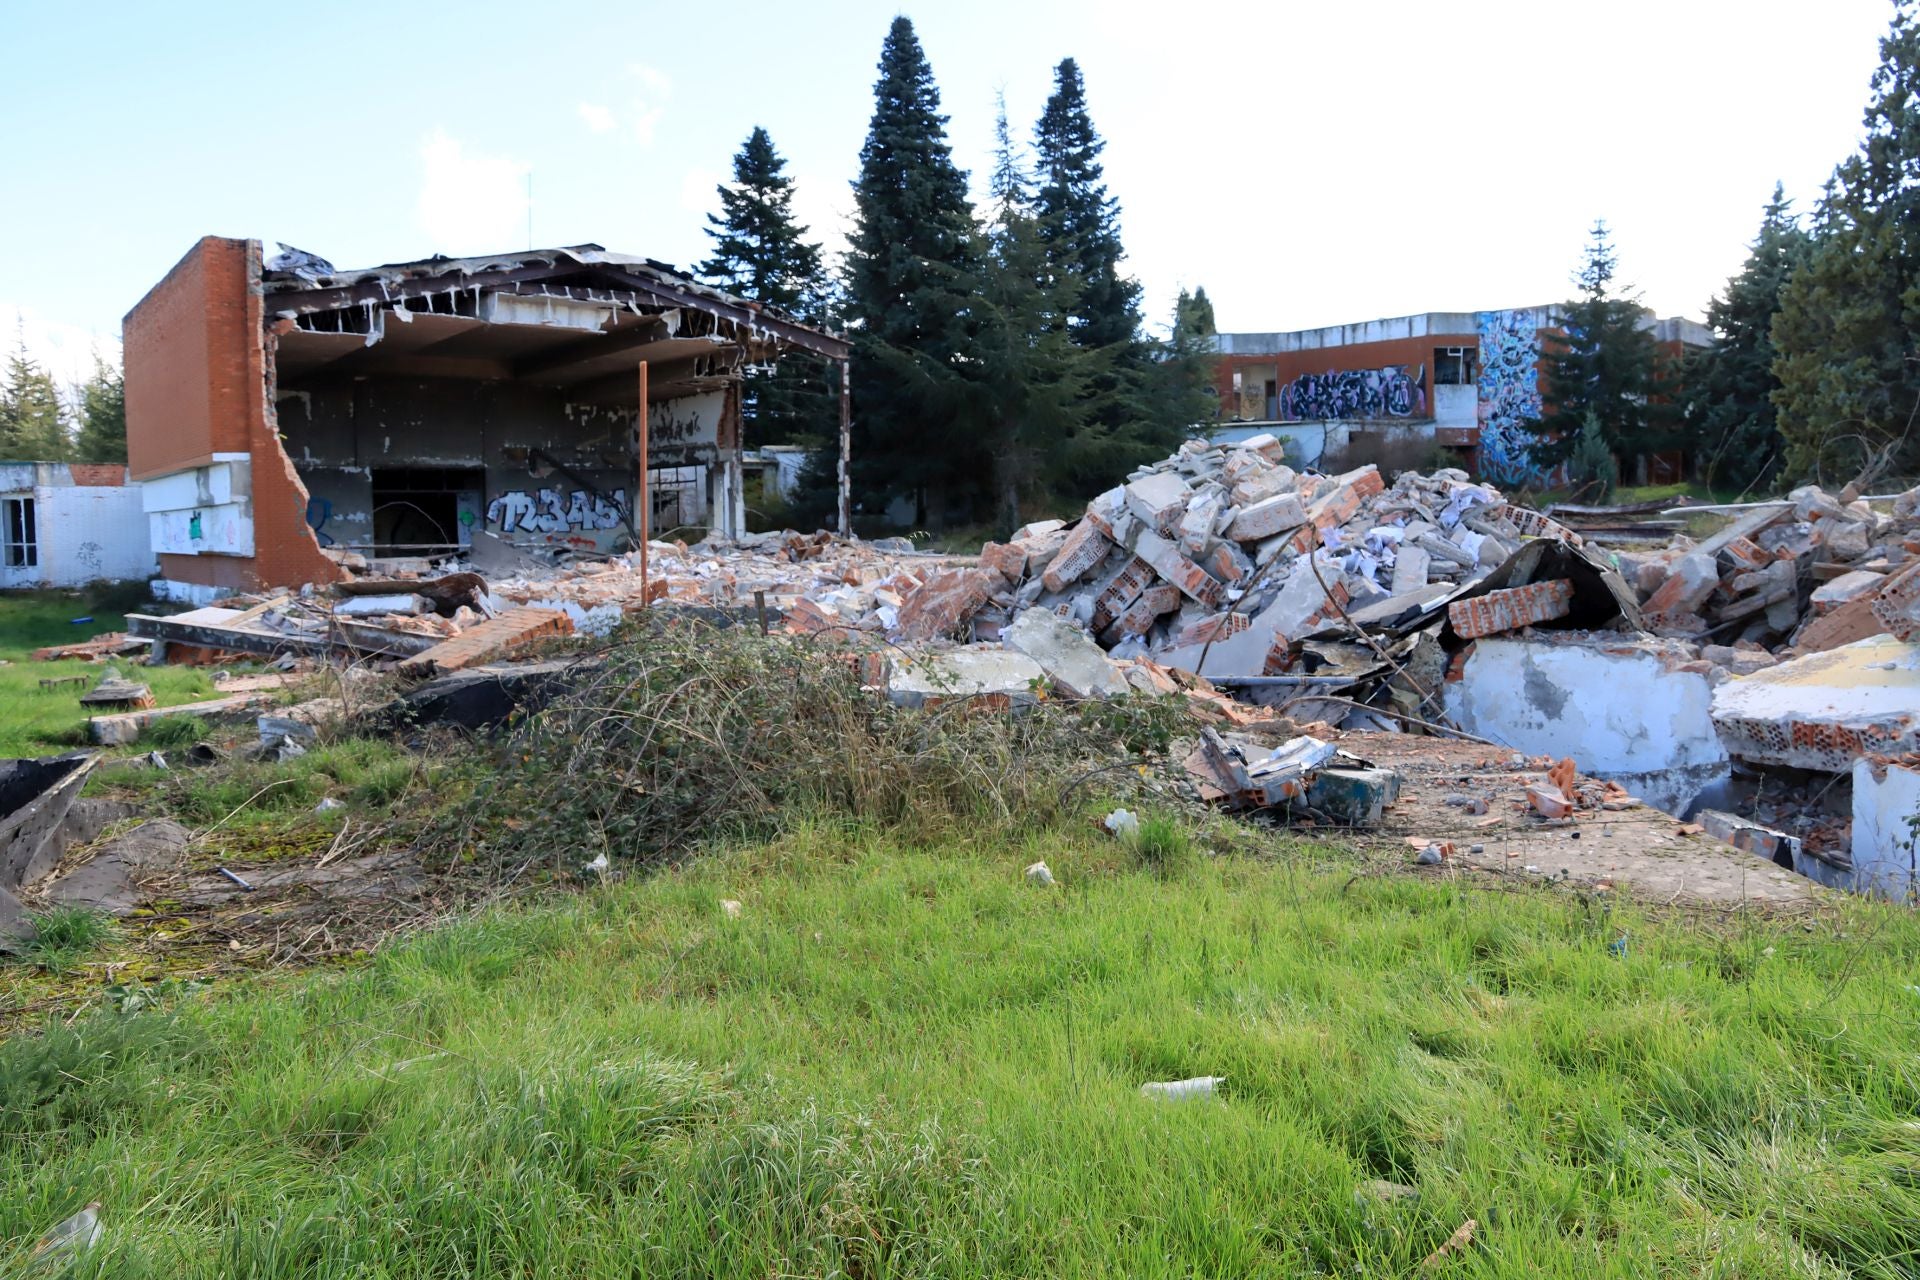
[{"x1": 426, "y1": 616, "x2": 1191, "y2": 873}]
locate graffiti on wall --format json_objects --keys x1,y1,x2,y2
[
  {"x1": 1475, "y1": 310, "x2": 1547, "y2": 486},
  {"x1": 1279, "y1": 365, "x2": 1426, "y2": 421},
  {"x1": 485, "y1": 487, "x2": 629, "y2": 535}
]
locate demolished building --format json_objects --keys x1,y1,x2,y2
[{"x1": 123, "y1": 238, "x2": 850, "y2": 603}]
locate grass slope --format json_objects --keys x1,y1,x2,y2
[{"x1": 4, "y1": 822, "x2": 1919, "y2": 1277}]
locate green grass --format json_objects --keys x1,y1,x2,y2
[
  {"x1": 16, "y1": 907, "x2": 116, "y2": 976},
  {"x1": 0, "y1": 588, "x2": 222, "y2": 758},
  {"x1": 4, "y1": 818, "x2": 1920, "y2": 1276}
]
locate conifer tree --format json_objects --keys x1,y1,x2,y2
[
  {"x1": 965, "y1": 94, "x2": 1091, "y2": 530},
  {"x1": 843, "y1": 16, "x2": 983, "y2": 527},
  {"x1": 1774, "y1": 0, "x2": 1920, "y2": 482},
  {"x1": 72, "y1": 353, "x2": 126, "y2": 464},
  {"x1": 0, "y1": 333, "x2": 71, "y2": 461},
  {"x1": 1172, "y1": 287, "x2": 1217, "y2": 346},
  {"x1": 1687, "y1": 184, "x2": 1810, "y2": 491},
  {"x1": 698, "y1": 126, "x2": 836, "y2": 453},
  {"x1": 1032, "y1": 58, "x2": 1140, "y2": 349},
  {"x1": 1526, "y1": 222, "x2": 1662, "y2": 473}
]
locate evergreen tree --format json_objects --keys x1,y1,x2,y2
[
  {"x1": 1687, "y1": 184, "x2": 1810, "y2": 491},
  {"x1": 843, "y1": 16, "x2": 983, "y2": 527},
  {"x1": 72, "y1": 352, "x2": 126, "y2": 465},
  {"x1": 0, "y1": 333, "x2": 70, "y2": 461},
  {"x1": 1774, "y1": 0, "x2": 1920, "y2": 482},
  {"x1": 1526, "y1": 221, "x2": 1663, "y2": 474},
  {"x1": 1032, "y1": 58, "x2": 1140, "y2": 349},
  {"x1": 1172, "y1": 287, "x2": 1217, "y2": 346},
  {"x1": 698, "y1": 126, "x2": 837, "y2": 454},
  {"x1": 965, "y1": 94, "x2": 1092, "y2": 530}
]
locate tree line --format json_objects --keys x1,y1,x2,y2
[
  {"x1": 696, "y1": 16, "x2": 1213, "y2": 530},
  {"x1": 0, "y1": 334, "x2": 125, "y2": 465},
  {"x1": 1532, "y1": 0, "x2": 1920, "y2": 500}
]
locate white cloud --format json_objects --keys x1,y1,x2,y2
[
  {"x1": 577, "y1": 102, "x2": 615, "y2": 134},
  {"x1": 415, "y1": 129, "x2": 531, "y2": 255},
  {"x1": 631, "y1": 104, "x2": 666, "y2": 147},
  {"x1": 789, "y1": 171, "x2": 852, "y2": 271},
  {"x1": 629, "y1": 64, "x2": 672, "y2": 98}
]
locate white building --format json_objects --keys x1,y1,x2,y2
[{"x1": 0, "y1": 462, "x2": 155, "y2": 589}]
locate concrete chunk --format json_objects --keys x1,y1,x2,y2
[
  {"x1": 1711, "y1": 634, "x2": 1920, "y2": 770},
  {"x1": 1003, "y1": 606, "x2": 1127, "y2": 699},
  {"x1": 1123, "y1": 472, "x2": 1191, "y2": 532},
  {"x1": 1224, "y1": 492, "x2": 1307, "y2": 542},
  {"x1": 887, "y1": 649, "x2": 1049, "y2": 709},
  {"x1": 1642, "y1": 552, "x2": 1719, "y2": 618}
]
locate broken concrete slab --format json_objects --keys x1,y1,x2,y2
[
  {"x1": 1810, "y1": 570, "x2": 1885, "y2": 615},
  {"x1": 1711, "y1": 634, "x2": 1920, "y2": 771},
  {"x1": 0, "y1": 753, "x2": 95, "y2": 891},
  {"x1": 334, "y1": 593, "x2": 434, "y2": 618},
  {"x1": 0, "y1": 884, "x2": 33, "y2": 952},
  {"x1": 43, "y1": 819, "x2": 192, "y2": 914},
  {"x1": 78, "y1": 670, "x2": 154, "y2": 710},
  {"x1": 1003, "y1": 607, "x2": 1128, "y2": 699},
  {"x1": 389, "y1": 658, "x2": 588, "y2": 732},
  {"x1": 88, "y1": 693, "x2": 272, "y2": 746},
  {"x1": 886, "y1": 649, "x2": 1049, "y2": 709},
  {"x1": 1445, "y1": 634, "x2": 1731, "y2": 816}
]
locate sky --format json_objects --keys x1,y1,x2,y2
[{"x1": 0, "y1": 0, "x2": 1899, "y2": 387}]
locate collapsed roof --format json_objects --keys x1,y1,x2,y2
[{"x1": 265, "y1": 243, "x2": 849, "y2": 405}]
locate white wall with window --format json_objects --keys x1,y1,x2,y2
[{"x1": 0, "y1": 464, "x2": 154, "y2": 588}]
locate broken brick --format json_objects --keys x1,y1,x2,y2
[
  {"x1": 398, "y1": 607, "x2": 573, "y2": 675},
  {"x1": 978, "y1": 541, "x2": 1028, "y2": 583},
  {"x1": 1041, "y1": 521, "x2": 1114, "y2": 592},
  {"x1": 894, "y1": 569, "x2": 1000, "y2": 641},
  {"x1": 1447, "y1": 579, "x2": 1574, "y2": 639},
  {"x1": 1224, "y1": 492, "x2": 1307, "y2": 542}
]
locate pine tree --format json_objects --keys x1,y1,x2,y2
[
  {"x1": 698, "y1": 126, "x2": 837, "y2": 454},
  {"x1": 843, "y1": 16, "x2": 984, "y2": 527},
  {"x1": 1526, "y1": 221, "x2": 1662, "y2": 473},
  {"x1": 1687, "y1": 184, "x2": 1810, "y2": 492},
  {"x1": 965, "y1": 94, "x2": 1092, "y2": 530},
  {"x1": 1172, "y1": 287, "x2": 1217, "y2": 346},
  {"x1": 1032, "y1": 58, "x2": 1140, "y2": 349},
  {"x1": 1774, "y1": 0, "x2": 1920, "y2": 482},
  {"x1": 72, "y1": 353, "x2": 126, "y2": 465},
  {"x1": 0, "y1": 333, "x2": 71, "y2": 461}
]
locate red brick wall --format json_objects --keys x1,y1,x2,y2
[
  {"x1": 65, "y1": 463, "x2": 126, "y2": 487},
  {"x1": 124, "y1": 237, "x2": 341, "y2": 593}
]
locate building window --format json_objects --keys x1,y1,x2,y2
[
  {"x1": 1434, "y1": 346, "x2": 1478, "y2": 385},
  {"x1": 3, "y1": 496, "x2": 37, "y2": 568}
]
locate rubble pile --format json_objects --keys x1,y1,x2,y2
[
  {"x1": 871, "y1": 434, "x2": 1584, "y2": 676},
  {"x1": 1616, "y1": 484, "x2": 1920, "y2": 660}
]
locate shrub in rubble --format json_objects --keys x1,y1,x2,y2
[{"x1": 427, "y1": 616, "x2": 1191, "y2": 874}]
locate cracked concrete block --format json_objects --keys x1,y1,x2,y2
[
  {"x1": 1224, "y1": 492, "x2": 1307, "y2": 542},
  {"x1": 1390, "y1": 545, "x2": 1430, "y2": 594},
  {"x1": 1643, "y1": 552, "x2": 1720, "y2": 619},
  {"x1": 1004, "y1": 606, "x2": 1128, "y2": 699},
  {"x1": 1123, "y1": 472, "x2": 1191, "y2": 532},
  {"x1": 1811, "y1": 570, "x2": 1885, "y2": 615},
  {"x1": 886, "y1": 649, "x2": 1049, "y2": 709}
]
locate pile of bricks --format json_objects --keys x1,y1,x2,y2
[
  {"x1": 883, "y1": 433, "x2": 1581, "y2": 678},
  {"x1": 1612, "y1": 481, "x2": 1920, "y2": 661}
]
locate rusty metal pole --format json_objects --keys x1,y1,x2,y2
[
  {"x1": 638, "y1": 360, "x2": 650, "y2": 608},
  {"x1": 837, "y1": 357, "x2": 851, "y2": 538}
]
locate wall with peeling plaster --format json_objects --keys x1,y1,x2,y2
[
  {"x1": 1446, "y1": 635, "x2": 1732, "y2": 816},
  {"x1": 277, "y1": 375, "x2": 728, "y2": 552},
  {"x1": 0, "y1": 465, "x2": 154, "y2": 588}
]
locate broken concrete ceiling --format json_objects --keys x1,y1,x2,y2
[{"x1": 265, "y1": 244, "x2": 848, "y2": 404}]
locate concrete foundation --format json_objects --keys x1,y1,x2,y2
[{"x1": 1445, "y1": 633, "x2": 1731, "y2": 815}]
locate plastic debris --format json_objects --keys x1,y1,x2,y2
[
  {"x1": 33, "y1": 1202, "x2": 102, "y2": 1261},
  {"x1": 1024, "y1": 861, "x2": 1056, "y2": 886},
  {"x1": 1139, "y1": 1075, "x2": 1224, "y2": 1101},
  {"x1": 1102, "y1": 809, "x2": 1140, "y2": 838}
]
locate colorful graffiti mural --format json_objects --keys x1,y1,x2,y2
[
  {"x1": 485, "y1": 487, "x2": 629, "y2": 535},
  {"x1": 1474, "y1": 310, "x2": 1547, "y2": 486},
  {"x1": 1279, "y1": 365, "x2": 1426, "y2": 421}
]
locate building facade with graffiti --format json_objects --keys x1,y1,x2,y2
[
  {"x1": 1210, "y1": 308, "x2": 1708, "y2": 487},
  {"x1": 123, "y1": 239, "x2": 848, "y2": 600}
]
